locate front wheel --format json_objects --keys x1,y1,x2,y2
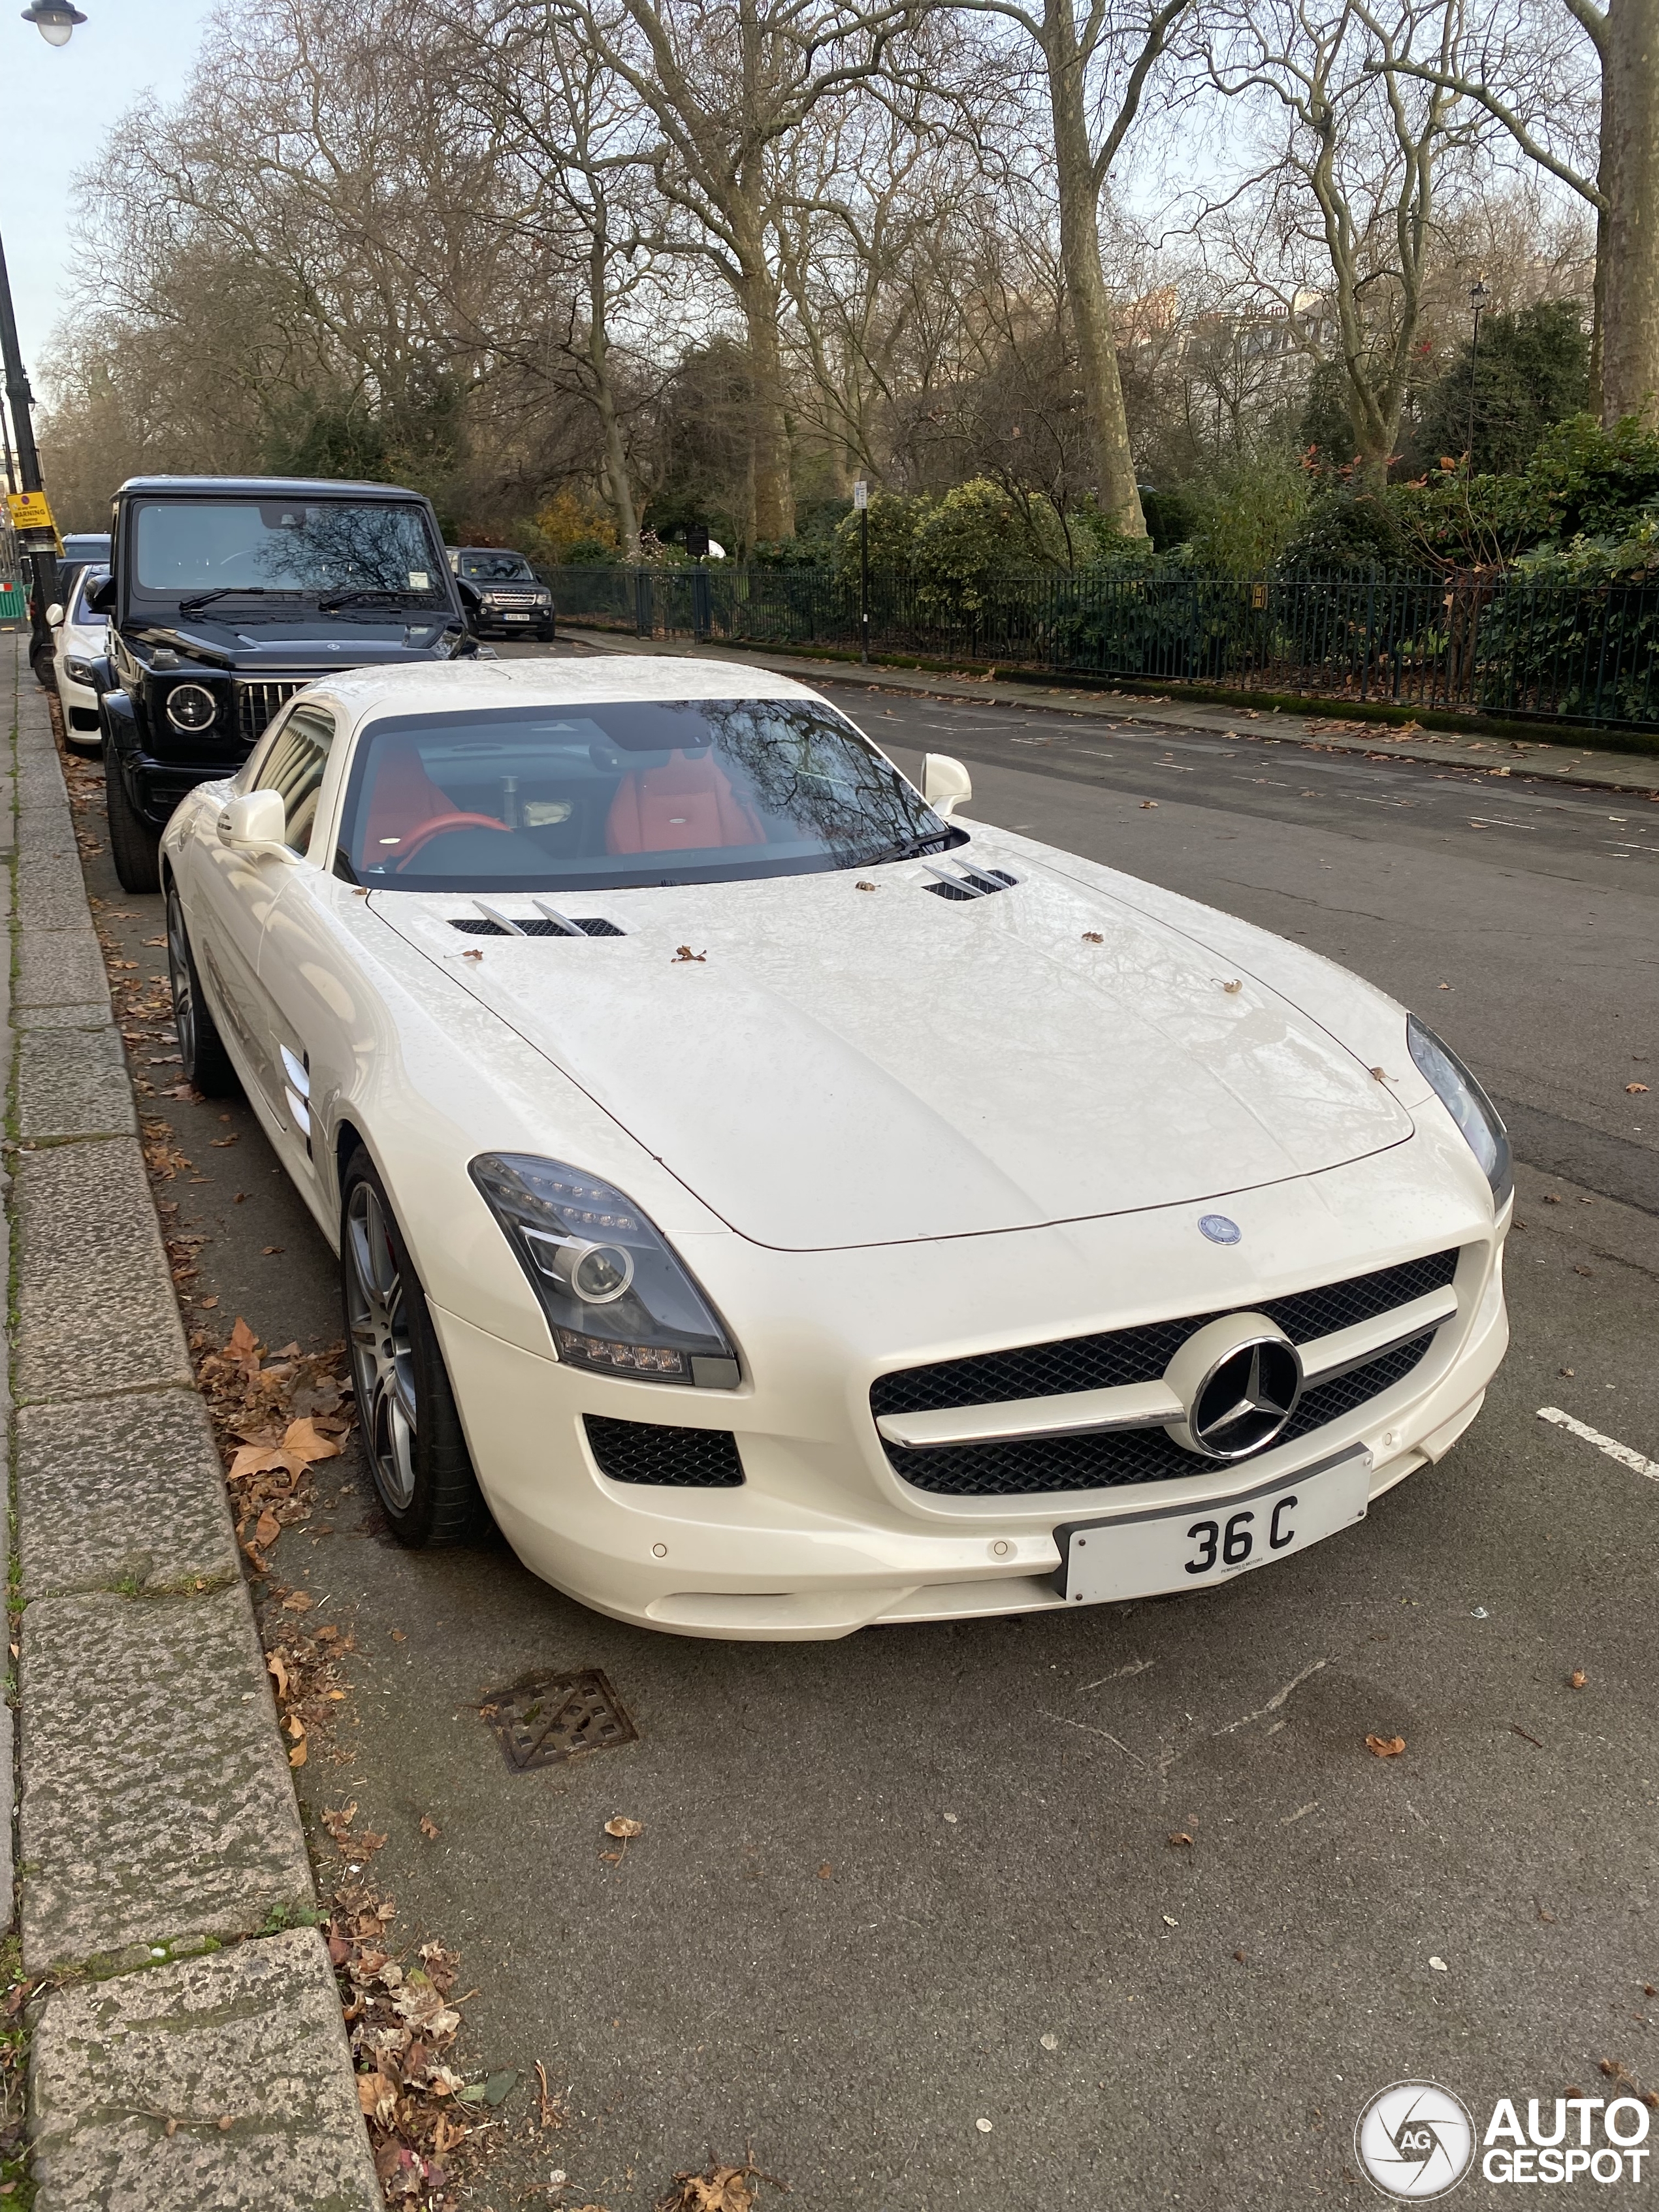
[
  {"x1": 341, "y1": 1149, "x2": 483, "y2": 1546},
  {"x1": 103, "y1": 740, "x2": 162, "y2": 892},
  {"x1": 536, "y1": 622, "x2": 556, "y2": 643},
  {"x1": 165, "y1": 880, "x2": 239, "y2": 1097}
]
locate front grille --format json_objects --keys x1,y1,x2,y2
[
  {"x1": 871, "y1": 1249, "x2": 1459, "y2": 1418},
  {"x1": 449, "y1": 916, "x2": 624, "y2": 938},
  {"x1": 885, "y1": 1334, "x2": 1438, "y2": 1498},
  {"x1": 235, "y1": 679, "x2": 304, "y2": 745},
  {"x1": 871, "y1": 1247, "x2": 1462, "y2": 1500},
  {"x1": 585, "y1": 1416, "x2": 744, "y2": 1487}
]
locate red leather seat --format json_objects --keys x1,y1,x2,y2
[
  {"x1": 364, "y1": 739, "x2": 483, "y2": 853},
  {"x1": 605, "y1": 750, "x2": 763, "y2": 853}
]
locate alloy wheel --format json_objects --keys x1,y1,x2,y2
[
  {"x1": 346, "y1": 1181, "x2": 419, "y2": 1511},
  {"x1": 165, "y1": 888, "x2": 197, "y2": 1071}
]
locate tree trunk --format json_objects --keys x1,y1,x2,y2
[
  {"x1": 1044, "y1": 0, "x2": 1147, "y2": 536},
  {"x1": 734, "y1": 248, "x2": 796, "y2": 542},
  {"x1": 588, "y1": 233, "x2": 641, "y2": 560},
  {"x1": 1600, "y1": 0, "x2": 1659, "y2": 422}
]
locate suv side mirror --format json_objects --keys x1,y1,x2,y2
[
  {"x1": 216, "y1": 790, "x2": 291, "y2": 855},
  {"x1": 923, "y1": 754, "x2": 972, "y2": 817},
  {"x1": 85, "y1": 574, "x2": 117, "y2": 616},
  {"x1": 45, "y1": 603, "x2": 65, "y2": 628}
]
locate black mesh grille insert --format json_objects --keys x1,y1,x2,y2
[
  {"x1": 449, "y1": 916, "x2": 625, "y2": 938},
  {"x1": 870, "y1": 1248, "x2": 1460, "y2": 1420},
  {"x1": 884, "y1": 1332, "x2": 1438, "y2": 1499},
  {"x1": 585, "y1": 1417, "x2": 744, "y2": 1488}
]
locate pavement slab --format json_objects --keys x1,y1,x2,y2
[
  {"x1": 28, "y1": 1928, "x2": 381, "y2": 2212},
  {"x1": 14, "y1": 1136, "x2": 192, "y2": 1403},
  {"x1": 15, "y1": 926, "x2": 111, "y2": 1010},
  {"x1": 17, "y1": 1024, "x2": 136, "y2": 1140},
  {"x1": 18, "y1": 1388, "x2": 240, "y2": 1601},
  {"x1": 18, "y1": 1586, "x2": 314, "y2": 1970}
]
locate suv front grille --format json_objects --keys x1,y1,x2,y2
[
  {"x1": 585, "y1": 1417, "x2": 744, "y2": 1487},
  {"x1": 235, "y1": 679, "x2": 304, "y2": 746},
  {"x1": 871, "y1": 1247, "x2": 1461, "y2": 1499}
]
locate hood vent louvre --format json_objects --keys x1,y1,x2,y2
[
  {"x1": 923, "y1": 864, "x2": 1019, "y2": 901},
  {"x1": 450, "y1": 915, "x2": 625, "y2": 938}
]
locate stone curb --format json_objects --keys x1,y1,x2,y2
[
  {"x1": 5, "y1": 640, "x2": 380, "y2": 2208},
  {"x1": 559, "y1": 625, "x2": 1659, "y2": 795}
]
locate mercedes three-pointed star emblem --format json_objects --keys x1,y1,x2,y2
[{"x1": 1185, "y1": 1332, "x2": 1305, "y2": 1460}]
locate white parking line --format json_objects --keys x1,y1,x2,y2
[{"x1": 1536, "y1": 1406, "x2": 1659, "y2": 1481}]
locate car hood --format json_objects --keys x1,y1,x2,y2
[
  {"x1": 123, "y1": 622, "x2": 470, "y2": 673},
  {"x1": 372, "y1": 846, "x2": 1414, "y2": 1251}
]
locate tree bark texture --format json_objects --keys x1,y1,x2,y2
[{"x1": 1600, "y1": 0, "x2": 1659, "y2": 421}]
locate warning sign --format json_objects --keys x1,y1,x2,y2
[{"x1": 5, "y1": 490, "x2": 56, "y2": 533}]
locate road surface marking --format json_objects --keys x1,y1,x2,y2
[{"x1": 1536, "y1": 1405, "x2": 1659, "y2": 1481}]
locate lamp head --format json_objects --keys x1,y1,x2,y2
[{"x1": 22, "y1": 1, "x2": 86, "y2": 43}]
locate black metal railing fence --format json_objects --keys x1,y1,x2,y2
[{"x1": 540, "y1": 564, "x2": 1659, "y2": 729}]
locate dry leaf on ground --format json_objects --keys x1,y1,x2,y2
[{"x1": 1365, "y1": 1734, "x2": 1407, "y2": 1758}]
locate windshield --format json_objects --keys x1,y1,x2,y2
[
  {"x1": 130, "y1": 499, "x2": 446, "y2": 606},
  {"x1": 457, "y1": 551, "x2": 536, "y2": 582},
  {"x1": 71, "y1": 569, "x2": 109, "y2": 627},
  {"x1": 337, "y1": 698, "x2": 964, "y2": 891}
]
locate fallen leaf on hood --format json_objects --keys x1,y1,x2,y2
[
  {"x1": 855, "y1": 881, "x2": 877, "y2": 891},
  {"x1": 1222, "y1": 979, "x2": 1242, "y2": 993},
  {"x1": 1365, "y1": 1734, "x2": 1407, "y2": 1757},
  {"x1": 672, "y1": 945, "x2": 707, "y2": 963}
]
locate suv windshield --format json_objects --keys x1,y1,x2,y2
[
  {"x1": 131, "y1": 499, "x2": 446, "y2": 606},
  {"x1": 337, "y1": 698, "x2": 964, "y2": 890},
  {"x1": 456, "y1": 551, "x2": 536, "y2": 582}
]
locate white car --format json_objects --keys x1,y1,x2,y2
[
  {"x1": 161, "y1": 658, "x2": 1511, "y2": 1641},
  {"x1": 48, "y1": 564, "x2": 110, "y2": 753}
]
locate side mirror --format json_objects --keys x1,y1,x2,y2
[
  {"x1": 216, "y1": 790, "x2": 291, "y2": 855},
  {"x1": 85, "y1": 574, "x2": 117, "y2": 616},
  {"x1": 923, "y1": 753, "x2": 972, "y2": 818},
  {"x1": 45, "y1": 603, "x2": 65, "y2": 628}
]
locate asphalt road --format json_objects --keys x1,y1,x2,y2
[{"x1": 69, "y1": 653, "x2": 1658, "y2": 2211}]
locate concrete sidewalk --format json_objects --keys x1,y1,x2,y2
[
  {"x1": 558, "y1": 624, "x2": 1659, "y2": 795},
  {"x1": 5, "y1": 637, "x2": 378, "y2": 2210}
]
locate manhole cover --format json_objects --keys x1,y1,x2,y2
[{"x1": 477, "y1": 1669, "x2": 637, "y2": 1772}]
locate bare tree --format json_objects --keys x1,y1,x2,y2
[{"x1": 1202, "y1": 0, "x2": 1479, "y2": 479}]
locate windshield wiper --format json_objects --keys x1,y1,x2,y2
[
  {"x1": 176, "y1": 586, "x2": 284, "y2": 617},
  {"x1": 317, "y1": 587, "x2": 433, "y2": 614},
  {"x1": 857, "y1": 831, "x2": 959, "y2": 867}
]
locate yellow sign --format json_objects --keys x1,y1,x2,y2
[{"x1": 5, "y1": 490, "x2": 55, "y2": 532}]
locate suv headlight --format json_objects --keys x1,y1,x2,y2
[
  {"x1": 1407, "y1": 1015, "x2": 1511, "y2": 1209},
  {"x1": 165, "y1": 682, "x2": 219, "y2": 733},
  {"x1": 470, "y1": 1153, "x2": 741, "y2": 1388}
]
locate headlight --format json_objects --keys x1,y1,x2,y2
[
  {"x1": 469, "y1": 1153, "x2": 741, "y2": 1388},
  {"x1": 165, "y1": 682, "x2": 219, "y2": 733},
  {"x1": 1407, "y1": 1015, "x2": 1511, "y2": 1208},
  {"x1": 64, "y1": 656, "x2": 95, "y2": 684}
]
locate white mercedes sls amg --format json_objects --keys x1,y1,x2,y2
[{"x1": 161, "y1": 657, "x2": 1511, "y2": 1639}]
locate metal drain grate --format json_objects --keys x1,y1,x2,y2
[{"x1": 477, "y1": 1668, "x2": 637, "y2": 1771}]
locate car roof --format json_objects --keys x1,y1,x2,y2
[
  {"x1": 310, "y1": 656, "x2": 824, "y2": 722},
  {"x1": 116, "y1": 475, "x2": 425, "y2": 500}
]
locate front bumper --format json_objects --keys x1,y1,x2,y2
[{"x1": 432, "y1": 1198, "x2": 1509, "y2": 1642}]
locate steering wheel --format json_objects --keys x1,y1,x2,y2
[{"x1": 390, "y1": 812, "x2": 517, "y2": 871}]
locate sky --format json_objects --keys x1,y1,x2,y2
[{"x1": 3, "y1": 0, "x2": 217, "y2": 373}]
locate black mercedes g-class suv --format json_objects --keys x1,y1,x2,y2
[{"x1": 88, "y1": 475, "x2": 482, "y2": 891}]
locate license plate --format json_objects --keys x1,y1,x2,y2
[
  {"x1": 504, "y1": 611, "x2": 532, "y2": 621},
  {"x1": 1054, "y1": 1446, "x2": 1372, "y2": 1605}
]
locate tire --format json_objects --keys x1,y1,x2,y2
[
  {"x1": 340, "y1": 1147, "x2": 483, "y2": 1546},
  {"x1": 536, "y1": 623, "x2": 556, "y2": 642},
  {"x1": 103, "y1": 739, "x2": 162, "y2": 892},
  {"x1": 165, "y1": 879, "x2": 240, "y2": 1097}
]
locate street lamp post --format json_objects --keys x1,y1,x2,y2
[
  {"x1": 5, "y1": 0, "x2": 88, "y2": 666},
  {"x1": 1466, "y1": 277, "x2": 1487, "y2": 474},
  {"x1": 853, "y1": 479, "x2": 869, "y2": 664}
]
